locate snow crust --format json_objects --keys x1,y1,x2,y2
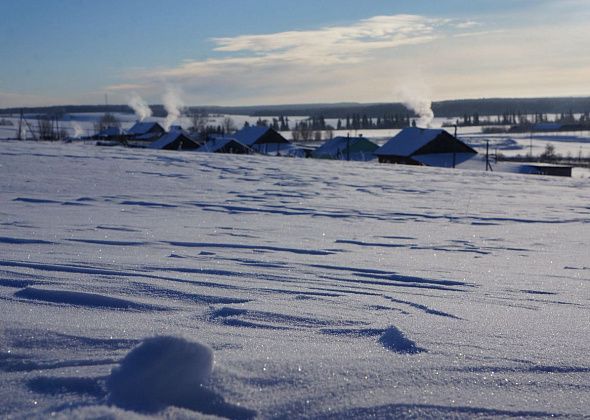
[{"x1": 0, "y1": 141, "x2": 589, "y2": 418}]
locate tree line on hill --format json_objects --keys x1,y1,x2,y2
[{"x1": 4, "y1": 97, "x2": 590, "y2": 120}]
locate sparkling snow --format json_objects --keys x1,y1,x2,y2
[{"x1": 0, "y1": 141, "x2": 589, "y2": 418}]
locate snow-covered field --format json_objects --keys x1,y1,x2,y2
[{"x1": 1, "y1": 141, "x2": 589, "y2": 418}]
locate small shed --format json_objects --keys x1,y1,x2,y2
[
  {"x1": 198, "y1": 137, "x2": 253, "y2": 154},
  {"x1": 232, "y1": 126, "x2": 290, "y2": 154},
  {"x1": 313, "y1": 136, "x2": 378, "y2": 161},
  {"x1": 375, "y1": 127, "x2": 477, "y2": 167},
  {"x1": 519, "y1": 163, "x2": 572, "y2": 177},
  {"x1": 148, "y1": 130, "x2": 201, "y2": 151}
]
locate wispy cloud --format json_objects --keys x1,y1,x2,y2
[
  {"x1": 107, "y1": 14, "x2": 470, "y2": 104},
  {"x1": 211, "y1": 14, "x2": 448, "y2": 62},
  {"x1": 103, "y1": 9, "x2": 590, "y2": 105}
]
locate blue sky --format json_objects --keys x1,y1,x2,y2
[{"x1": 1, "y1": 0, "x2": 589, "y2": 107}]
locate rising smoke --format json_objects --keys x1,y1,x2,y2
[
  {"x1": 71, "y1": 122, "x2": 84, "y2": 138},
  {"x1": 394, "y1": 85, "x2": 436, "y2": 128},
  {"x1": 128, "y1": 93, "x2": 152, "y2": 122},
  {"x1": 162, "y1": 87, "x2": 184, "y2": 131}
]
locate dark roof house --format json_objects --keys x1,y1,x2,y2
[
  {"x1": 374, "y1": 127, "x2": 477, "y2": 167},
  {"x1": 127, "y1": 121, "x2": 166, "y2": 138},
  {"x1": 313, "y1": 136, "x2": 379, "y2": 161},
  {"x1": 232, "y1": 126, "x2": 290, "y2": 154},
  {"x1": 94, "y1": 126, "x2": 123, "y2": 139},
  {"x1": 148, "y1": 130, "x2": 202, "y2": 151},
  {"x1": 197, "y1": 137, "x2": 253, "y2": 154}
]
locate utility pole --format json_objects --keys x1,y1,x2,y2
[
  {"x1": 485, "y1": 140, "x2": 493, "y2": 171},
  {"x1": 346, "y1": 133, "x2": 350, "y2": 161},
  {"x1": 22, "y1": 112, "x2": 37, "y2": 140},
  {"x1": 18, "y1": 109, "x2": 24, "y2": 140}
]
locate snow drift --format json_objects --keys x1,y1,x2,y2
[
  {"x1": 378, "y1": 326, "x2": 425, "y2": 354},
  {"x1": 107, "y1": 336, "x2": 255, "y2": 418},
  {"x1": 107, "y1": 336, "x2": 213, "y2": 410}
]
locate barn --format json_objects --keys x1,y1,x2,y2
[
  {"x1": 374, "y1": 127, "x2": 477, "y2": 167},
  {"x1": 232, "y1": 126, "x2": 291, "y2": 155},
  {"x1": 313, "y1": 136, "x2": 378, "y2": 161}
]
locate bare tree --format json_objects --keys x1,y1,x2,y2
[
  {"x1": 94, "y1": 113, "x2": 121, "y2": 133},
  {"x1": 540, "y1": 143, "x2": 557, "y2": 162},
  {"x1": 325, "y1": 128, "x2": 334, "y2": 140},
  {"x1": 37, "y1": 117, "x2": 54, "y2": 140},
  {"x1": 293, "y1": 121, "x2": 313, "y2": 141},
  {"x1": 222, "y1": 116, "x2": 236, "y2": 135},
  {"x1": 187, "y1": 109, "x2": 208, "y2": 134}
]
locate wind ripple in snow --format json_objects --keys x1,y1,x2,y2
[
  {"x1": 14, "y1": 286, "x2": 161, "y2": 310},
  {"x1": 379, "y1": 326, "x2": 426, "y2": 354}
]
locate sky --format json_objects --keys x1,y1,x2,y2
[{"x1": 1, "y1": 0, "x2": 590, "y2": 108}]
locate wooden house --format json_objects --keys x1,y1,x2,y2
[
  {"x1": 313, "y1": 136, "x2": 378, "y2": 161},
  {"x1": 375, "y1": 127, "x2": 477, "y2": 167}
]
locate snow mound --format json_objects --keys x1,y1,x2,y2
[
  {"x1": 107, "y1": 336, "x2": 213, "y2": 411},
  {"x1": 107, "y1": 336, "x2": 255, "y2": 418},
  {"x1": 379, "y1": 326, "x2": 425, "y2": 354}
]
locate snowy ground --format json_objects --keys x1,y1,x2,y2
[{"x1": 0, "y1": 141, "x2": 589, "y2": 418}]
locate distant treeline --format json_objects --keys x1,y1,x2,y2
[{"x1": 3, "y1": 97, "x2": 590, "y2": 119}]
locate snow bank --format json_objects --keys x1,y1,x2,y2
[
  {"x1": 107, "y1": 336, "x2": 213, "y2": 411},
  {"x1": 379, "y1": 326, "x2": 425, "y2": 354}
]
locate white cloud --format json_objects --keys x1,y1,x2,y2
[{"x1": 104, "y1": 12, "x2": 590, "y2": 105}]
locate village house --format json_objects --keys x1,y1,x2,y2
[
  {"x1": 313, "y1": 135, "x2": 378, "y2": 161},
  {"x1": 232, "y1": 126, "x2": 291, "y2": 155},
  {"x1": 197, "y1": 137, "x2": 253, "y2": 154},
  {"x1": 148, "y1": 130, "x2": 202, "y2": 151},
  {"x1": 374, "y1": 127, "x2": 478, "y2": 167}
]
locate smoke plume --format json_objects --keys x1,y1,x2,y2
[
  {"x1": 162, "y1": 87, "x2": 184, "y2": 131},
  {"x1": 71, "y1": 122, "x2": 84, "y2": 138},
  {"x1": 394, "y1": 85, "x2": 436, "y2": 128},
  {"x1": 128, "y1": 93, "x2": 152, "y2": 121}
]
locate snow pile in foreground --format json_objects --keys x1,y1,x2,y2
[{"x1": 107, "y1": 336, "x2": 255, "y2": 418}]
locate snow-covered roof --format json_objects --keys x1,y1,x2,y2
[
  {"x1": 232, "y1": 126, "x2": 270, "y2": 146},
  {"x1": 197, "y1": 137, "x2": 251, "y2": 153},
  {"x1": 313, "y1": 136, "x2": 378, "y2": 159},
  {"x1": 127, "y1": 121, "x2": 164, "y2": 136},
  {"x1": 232, "y1": 126, "x2": 289, "y2": 146},
  {"x1": 375, "y1": 127, "x2": 446, "y2": 157},
  {"x1": 148, "y1": 131, "x2": 199, "y2": 150}
]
